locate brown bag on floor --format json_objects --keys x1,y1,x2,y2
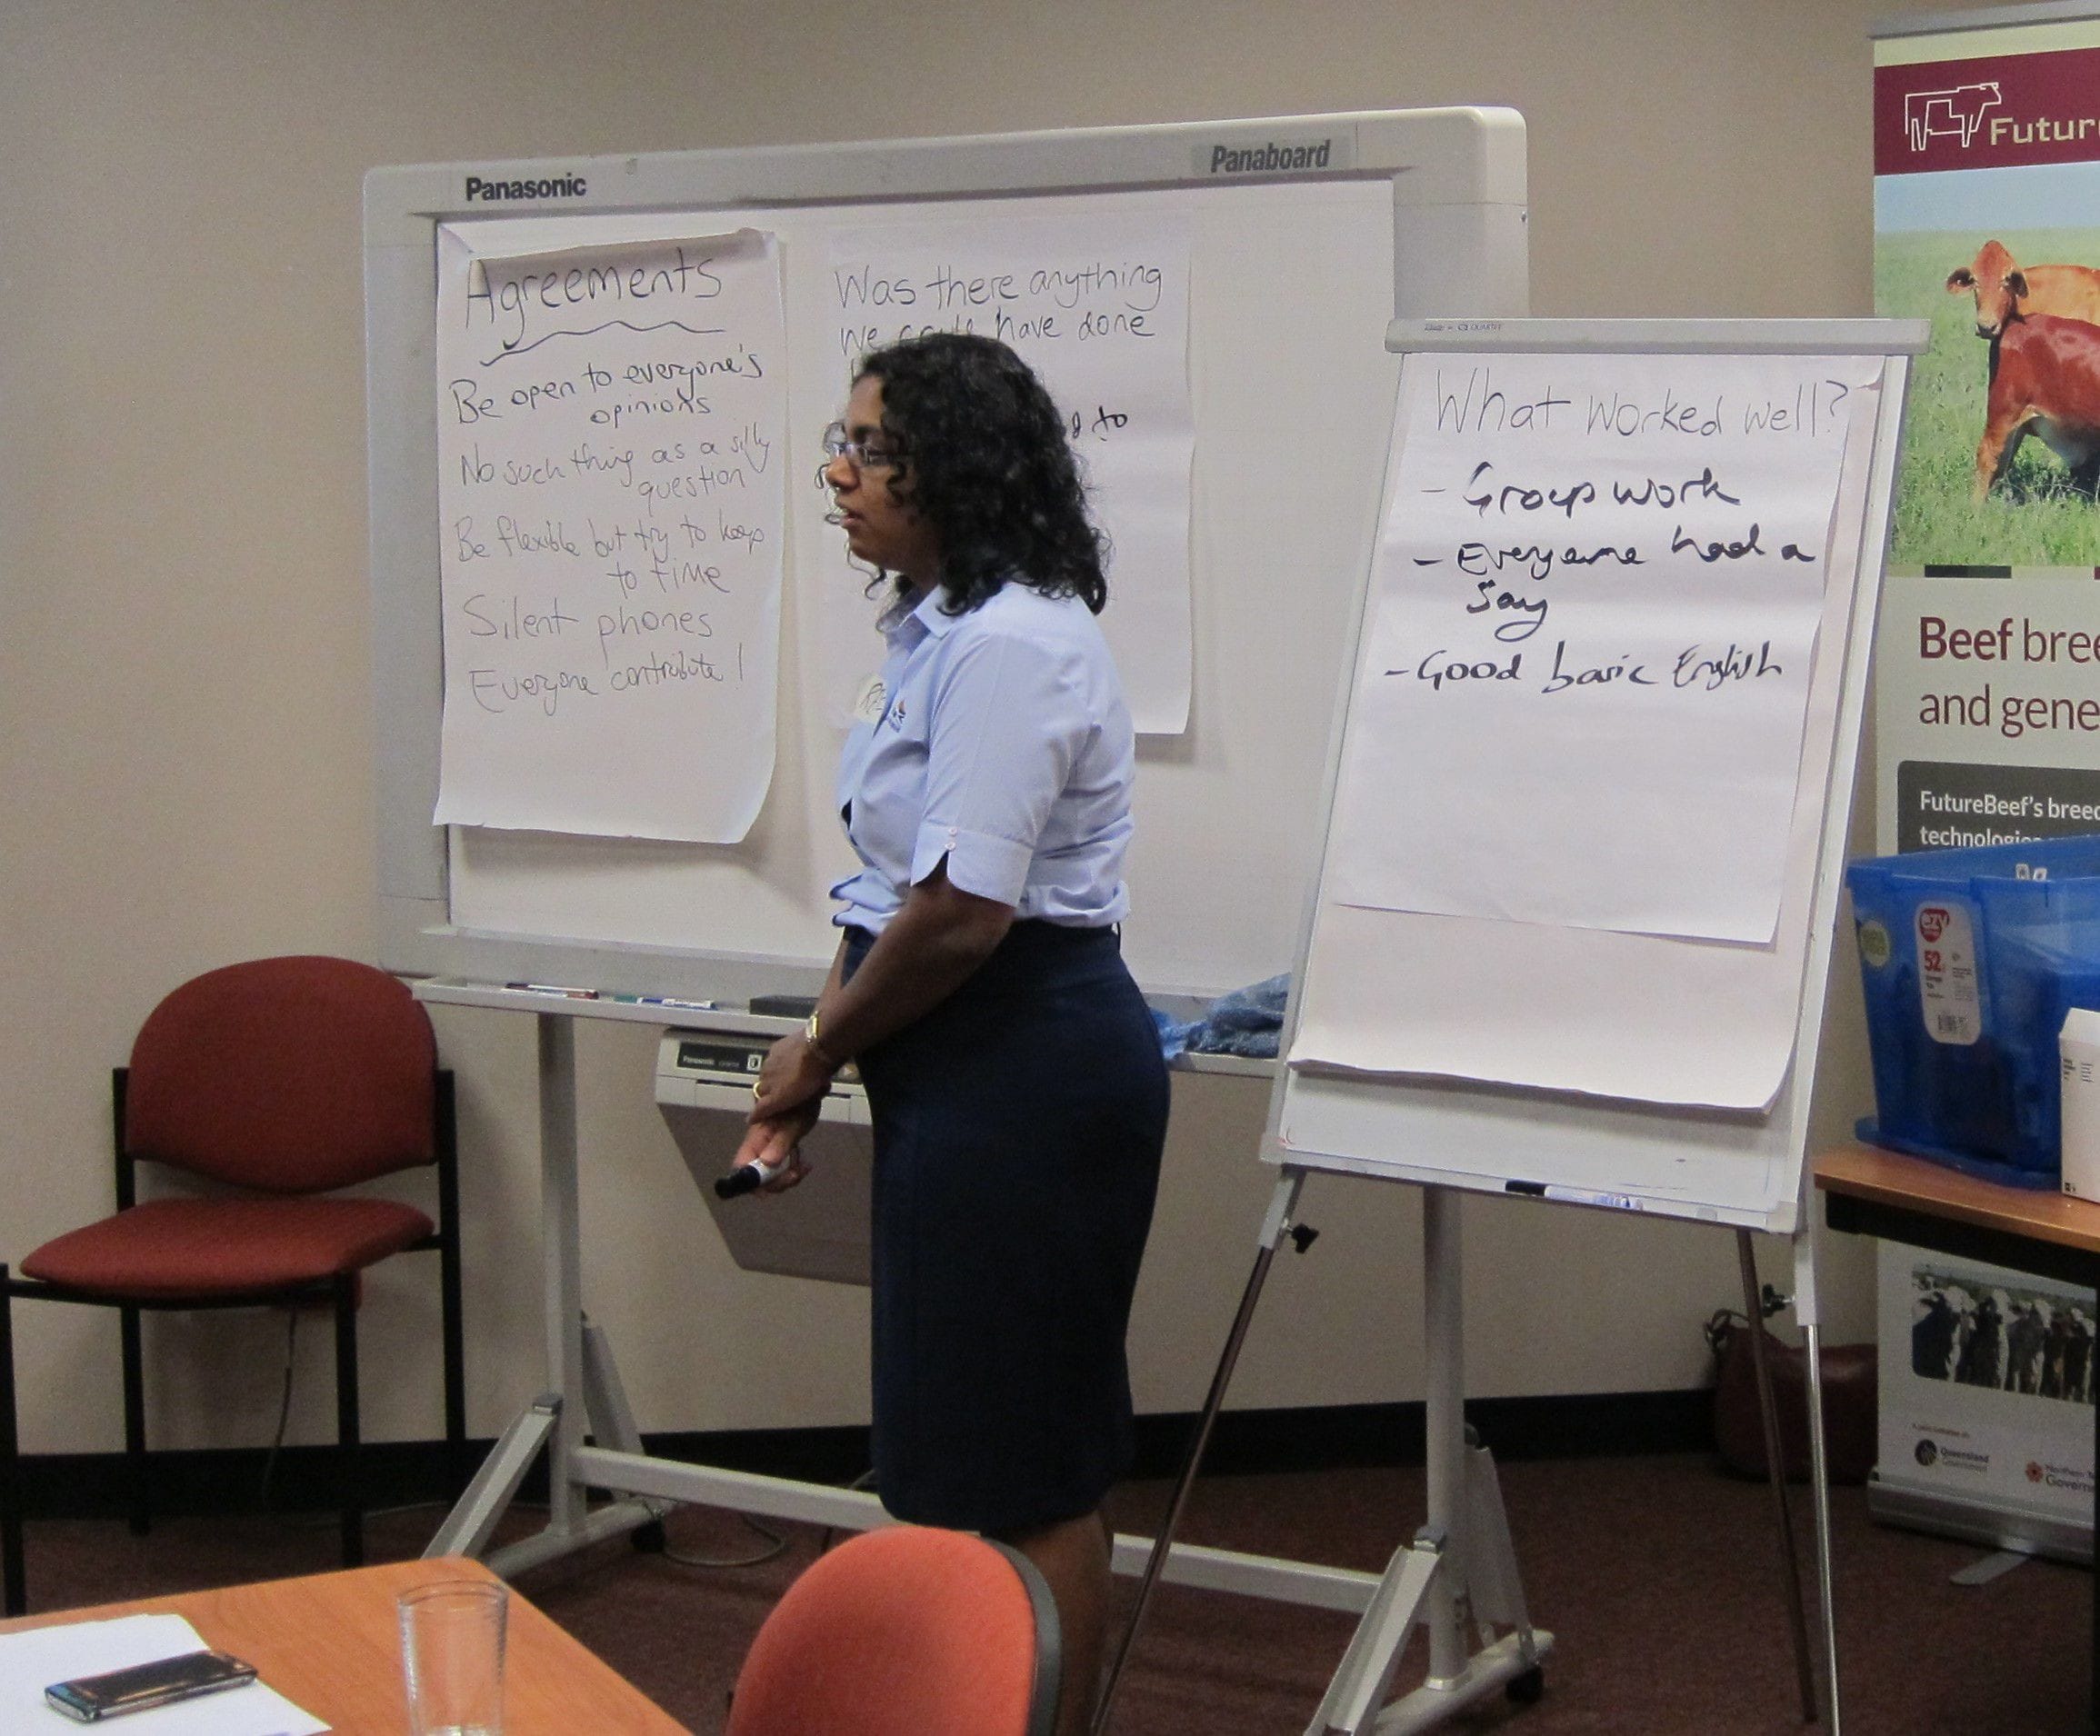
[{"x1": 1705, "y1": 1309, "x2": 1877, "y2": 1484}]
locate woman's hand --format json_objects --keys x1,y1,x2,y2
[
  {"x1": 750, "y1": 1028, "x2": 835, "y2": 1122},
  {"x1": 731, "y1": 1096, "x2": 822, "y2": 1192},
  {"x1": 733, "y1": 1028, "x2": 835, "y2": 1194}
]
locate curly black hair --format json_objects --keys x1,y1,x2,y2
[{"x1": 853, "y1": 333, "x2": 1107, "y2": 615}]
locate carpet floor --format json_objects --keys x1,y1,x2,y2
[{"x1": 9, "y1": 1452, "x2": 2090, "y2": 1732}]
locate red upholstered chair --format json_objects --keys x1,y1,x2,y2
[
  {"x1": 726, "y1": 1524, "x2": 1062, "y2": 1736},
  {"x1": 0, "y1": 956, "x2": 464, "y2": 1615}
]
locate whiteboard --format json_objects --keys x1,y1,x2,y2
[
  {"x1": 364, "y1": 111, "x2": 1527, "y2": 1004},
  {"x1": 1266, "y1": 318, "x2": 1928, "y2": 1234}
]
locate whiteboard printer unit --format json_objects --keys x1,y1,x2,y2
[{"x1": 655, "y1": 1029, "x2": 873, "y2": 1287}]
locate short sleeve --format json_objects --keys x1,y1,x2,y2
[{"x1": 908, "y1": 626, "x2": 1087, "y2": 905}]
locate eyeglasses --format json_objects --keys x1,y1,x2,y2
[{"x1": 820, "y1": 422, "x2": 905, "y2": 471}]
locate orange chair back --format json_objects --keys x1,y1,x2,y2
[
  {"x1": 727, "y1": 1525, "x2": 1058, "y2": 1736},
  {"x1": 123, "y1": 956, "x2": 436, "y2": 1193}
]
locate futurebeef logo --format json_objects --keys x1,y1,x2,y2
[
  {"x1": 1878, "y1": 48, "x2": 2100, "y2": 175},
  {"x1": 1904, "y1": 82, "x2": 2002, "y2": 151}
]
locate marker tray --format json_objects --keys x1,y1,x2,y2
[{"x1": 1848, "y1": 835, "x2": 2100, "y2": 1187}]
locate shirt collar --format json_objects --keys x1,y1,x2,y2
[{"x1": 895, "y1": 584, "x2": 963, "y2": 640}]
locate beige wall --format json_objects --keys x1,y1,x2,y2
[{"x1": 0, "y1": 0, "x2": 1980, "y2": 1454}]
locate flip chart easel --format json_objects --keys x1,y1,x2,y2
[{"x1": 1100, "y1": 319, "x2": 1928, "y2": 1736}]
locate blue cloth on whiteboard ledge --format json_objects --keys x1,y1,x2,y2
[{"x1": 1152, "y1": 974, "x2": 1291, "y2": 1061}]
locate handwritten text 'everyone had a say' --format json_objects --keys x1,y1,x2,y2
[{"x1": 1390, "y1": 363, "x2": 1855, "y2": 706}]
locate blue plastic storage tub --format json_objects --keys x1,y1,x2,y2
[{"x1": 1848, "y1": 835, "x2": 2100, "y2": 1188}]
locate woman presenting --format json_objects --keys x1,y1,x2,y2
[{"x1": 736, "y1": 332, "x2": 1168, "y2": 1734}]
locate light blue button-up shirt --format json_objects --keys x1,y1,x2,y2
[{"x1": 830, "y1": 581, "x2": 1136, "y2": 934}]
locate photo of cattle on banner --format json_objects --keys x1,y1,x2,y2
[
  {"x1": 1875, "y1": 36, "x2": 2100, "y2": 564},
  {"x1": 1912, "y1": 1264, "x2": 2098, "y2": 1405},
  {"x1": 1946, "y1": 238, "x2": 2100, "y2": 501}
]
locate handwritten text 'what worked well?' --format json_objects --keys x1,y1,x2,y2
[
  {"x1": 1327, "y1": 351, "x2": 1879, "y2": 944},
  {"x1": 822, "y1": 209, "x2": 1195, "y2": 733},
  {"x1": 433, "y1": 227, "x2": 788, "y2": 842}
]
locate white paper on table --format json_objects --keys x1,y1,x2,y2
[
  {"x1": 1325, "y1": 352, "x2": 1880, "y2": 944},
  {"x1": 433, "y1": 225, "x2": 789, "y2": 842},
  {"x1": 817, "y1": 210, "x2": 1195, "y2": 733},
  {"x1": 0, "y1": 1612, "x2": 325, "y2": 1733},
  {"x1": 1288, "y1": 366, "x2": 1884, "y2": 1110}
]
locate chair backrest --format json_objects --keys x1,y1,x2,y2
[
  {"x1": 123, "y1": 956, "x2": 437, "y2": 1193},
  {"x1": 726, "y1": 1525, "x2": 1061, "y2": 1736}
]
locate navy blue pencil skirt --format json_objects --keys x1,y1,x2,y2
[{"x1": 844, "y1": 921, "x2": 1168, "y2": 1533}]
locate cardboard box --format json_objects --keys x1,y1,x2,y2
[{"x1": 2061, "y1": 1007, "x2": 2100, "y2": 1202}]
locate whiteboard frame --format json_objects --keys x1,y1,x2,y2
[
  {"x1": 1262, "y1": 317, "x2": 1930, "y2": 1235},
  {"x1": 364, "y1": 110, "x2": 1527, "y2": 1003}
]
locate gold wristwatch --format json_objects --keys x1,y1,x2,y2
[{"x1": 805, "y1": 1010, "x2": 840, "y2": 1073}]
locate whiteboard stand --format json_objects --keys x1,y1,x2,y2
[{"x1": 414, "y1": 986, "x2": 1393, "y2": 1611}]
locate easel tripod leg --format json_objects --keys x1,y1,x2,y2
[
  {"x1": 1737, "y1": 1226, "x2": 1816, "y2": 1723},
  {"x1": 1091, "y1": 1166, "x2": 1309, "y2": 1734},
  {"x1": 1797, "y1": 1228, "x2": 1843, "y2": 1732},
  {"x1": 1802, "y1": 1316, "x2": 1842, "y2": 1731}
]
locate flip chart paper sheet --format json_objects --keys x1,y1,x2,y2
[
  {"x1": 1290, "y1": 361, "x2": 1883, "y2": 1110},
  {"x1": 433, "y1": 225, "x2": 788, "y2": 842},
  {"x1": 819, "y1": 210, "x2": 1195, "y2": 733},
  {"x1": 1327, "y1": 352, "x2": 1877, "y2": 943}
]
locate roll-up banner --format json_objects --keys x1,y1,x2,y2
[{"x1": 1872, "y1": 4, "x2": 2100, "y2": 1561}]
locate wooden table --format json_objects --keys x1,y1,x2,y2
[
  {"x1": 0, "y1": 1555, "x2": 685, "y2": 1732},
  {"x1": 1815, "y1": 1142, "x2": 2100, "y2": 1720}
]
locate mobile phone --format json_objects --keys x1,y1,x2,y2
[{"x1": 44, "y1": 1649, "x2": 258, "y2": 1721}]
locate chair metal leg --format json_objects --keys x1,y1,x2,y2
[
  {"x1": 120, "y1": 1304, "x2": 148, "y2": 1538},
  {"x1": 1, "y1": 1272, "x2": 25, "y2": 1616},
  {"x1": 334, "y1": 1277, "x2": 364, "y2": 1568},
  {"x1": 440, "y1": 1249, "x2": 467, "y2": 1492},
  {"x1": 435, "y1": 1083, "x2": 467, "y2": 1485}
]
